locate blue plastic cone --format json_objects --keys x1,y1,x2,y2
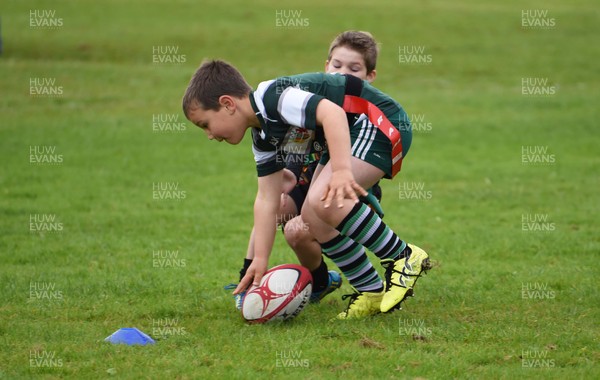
[{"x1": 104, "y1": 328, "x2": 155, "y2": 345}]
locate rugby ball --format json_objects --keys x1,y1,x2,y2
[{"x1": 241, "y1": 264, "x2": 312, "y2": 324}]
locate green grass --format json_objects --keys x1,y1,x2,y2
[{"x1": 1, "y1": 0, "x2": 599, "y2": 378}]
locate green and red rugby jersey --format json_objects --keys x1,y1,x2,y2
[{"x1": 249, "y1": 72, "x2": 412, "y2": 178}]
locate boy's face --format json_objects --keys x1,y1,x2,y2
[
  {"x1": 186, "y1": 99, "x2": 246, "y2": 145},
  {"x1": 325, "y1": 46, "x2": 376, "y2": 82}
]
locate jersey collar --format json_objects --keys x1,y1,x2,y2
[{"x1": 249, "y1": 91, "x2": 267, "y2": 132}]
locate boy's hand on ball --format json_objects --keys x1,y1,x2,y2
[{"x1": 234, "y1": 258, "x2": 268, "y2": 294}]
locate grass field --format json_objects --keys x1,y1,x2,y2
[{"x1": 1, "y1": 0, "x2": 599, "y2": 379}]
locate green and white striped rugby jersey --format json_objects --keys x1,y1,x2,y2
[{"x1": 248, "y1": 72, "x2": 410, "y2": 177}]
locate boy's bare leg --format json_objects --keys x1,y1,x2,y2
[
  {"x1": 300, "y1": 157, "x2": 387, "y2": 295},
  {"x1": 305, "y1": 157, "x2": 408, "y2": 264},
  {"x1": 305, "y1": 157, "x2": 429, "y2": 316},
  {"x1": 284, "y1": 215, "x2": 343, "y2": 302},
  {"x1": 304, "y1": 157, "x2": 383, "y2": 237},
  {"x1": 284, "y1": 216, "x2": 322, "y2": 270}
]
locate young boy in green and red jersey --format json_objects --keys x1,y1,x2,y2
[{"x1": 182, "y1": 49, "x2": 431, "y2": 319}]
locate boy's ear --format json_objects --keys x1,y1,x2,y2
[
  {"x1": 218, "y1": 95, "x2": 236, "y2": 110},
  {"x1": 366, "y1": 69, "x2": 377, "y2": 83}
]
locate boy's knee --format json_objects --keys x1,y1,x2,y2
[
  {"x1": 305, "y1": 191, "x2": 327, "y2": 220},
  {"x1": 305, "y1": 193, "x2": 344, "y2": 227},
  {"x1": 284, "y1": 218, "x2": 311, "y2": 250}
]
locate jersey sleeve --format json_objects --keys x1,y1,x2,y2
[
  {"x1": 251, "y1": 128, "x2": 286, "y2": 177},
  {"x1": 250, "y1": 76, "x2": 329, "y2": 177},
  {"x1": 276, "y1": 87, "x2": 324, "y2": 130},
  {"x1": 263, "y1": 79, "x2": 324, "y2": 130}
]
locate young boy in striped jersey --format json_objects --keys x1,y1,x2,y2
[
  {"x1": 234, "y1": 31, "x2": 386, "y2": 308},
  {"x1": 182, "y1": 57, "x2": 431, "y2": 319}
]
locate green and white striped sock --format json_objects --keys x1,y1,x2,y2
[
  {"x1": 321, "y1": 234, "x2": 383, "y2": 292},
  {"x1": 337, "y1": 203, "x2": 407, "y2": 261}
]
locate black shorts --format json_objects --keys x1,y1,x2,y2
[
  {"x1": 288, "y1": 182, "x2": 310, "y2": 213},
  {"x1": 288, "y1": 159, "x2": 319, "y2": 212}
]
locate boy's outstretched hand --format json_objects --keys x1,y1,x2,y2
[
  {"x1": 233, "y1": 257, "x2": 268, "y2": 295},
  {"x1": 321, "y1": 168, "x2": 368, "y2": 208}
]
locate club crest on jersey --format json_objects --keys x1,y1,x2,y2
[{"x1": 289, "y1": 127, "x2": 311, "y2": 143}]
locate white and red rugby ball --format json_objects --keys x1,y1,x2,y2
[{"x1": 241, "y1": 264, "x2": 313, "y2": 324}]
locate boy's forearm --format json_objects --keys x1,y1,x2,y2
[
  {"x1": 252, "y1": 171, "x2": 284, "y2": 262},
  {"x1": 315, "y1": 99, "x2": 367, "y2": 208},
  {"x1": 253, "y1": 201, "x2": 277, "y2": 262},
  {"x1": 317, "y1": 100, "x2": 352, "y2": 172}
]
